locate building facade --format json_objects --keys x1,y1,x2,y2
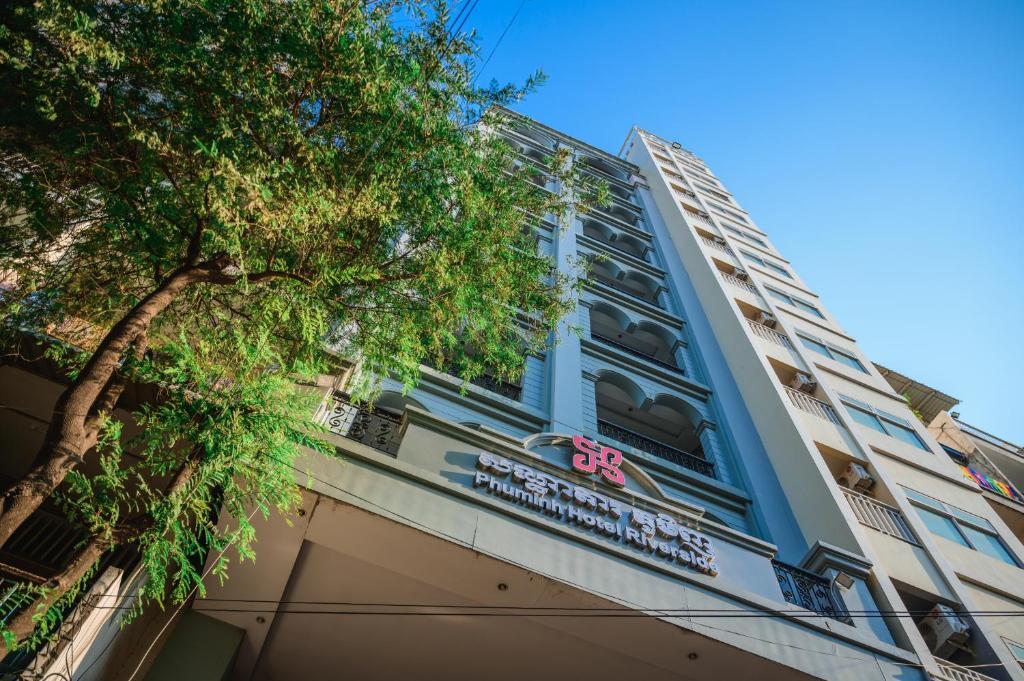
[{"x1": 4, "y1": 110, "x2": 1023, "y2": 680}]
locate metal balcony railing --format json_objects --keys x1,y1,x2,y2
[
  {"x1": 841, "y1": 488, "x2": 919, "y2": 544},
  {"x1": 931, "y1": 659, "x2": 1001, "y2": 681},
  {"x1": 421, "y1": 358, "x2": 524, "y2": 402},
  {"x1": 321, "y1": 394, "x2": 404, "y2": 456},
  {"x1": 720, "y1": 271, "x2": 758, "y2": 294},
  {"x1": 784, "y1": 386, "x2": 842, "y2": 425},
  {"x1": 591, "y1": 333, "x2": 683, "y2": 374},
  {"x1": 771, "y1": 560, "x2": 852, "y2": 625},
  {"x1": 597, "y1": 420, "x2": 714, "y2": 478},
  {"x1": 746, "y1": 318, "x2": 794, "y2": 349},
  {"x1": 2, "y1": 509, "x2": 90, "y2": 573},
  {"x1": 699, "y1": 235, "x2": 733, "y2": 255}
]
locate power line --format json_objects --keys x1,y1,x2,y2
[
  {"x1": 473, "y1": 0, "x2": 527, "y2": 85},
  {"x1": 87, "y1": 604, "x2": 1024, "y2": 619}
]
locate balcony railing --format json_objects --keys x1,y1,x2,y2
[
  {"x1": 784, "y1": 386, "x2": 842, "y2": 425},
  {"x1": 771, "y1": 560, "x2": 852, "y2": 625},
  {"x1": 720, "y1": 271, "x2": 758, "y2": 294},
  {"x1": 591, "y1": 333, "x2": 683, "y2": 374},
  {"x1": 699, "y1": 235, "x2": 733, "y2": 255},
  {"x1": 597, "y1": 420, "x2": 714, "y2": 478},
  {"x1": 841, "y1": 488, "x2": 919, "y2": 544},
  {"x1": 684, "y1": 209, "x2": 714, "y2": 226},
  {"x1": 677, "y1": 187, "x2": 698, "y2": 200},
  {"x1": 422, "y1": 359, "x2": 524, "y2": 401},
  {"x1": 468, "y1": 373, "x2": 523, "y2": 401},
  {"x1": 322, "y1": 394, "x2": 404, "y2": 456},
  {"x1": 591, "y1": 276, "x2": 663, "y2": 308},
  {"x1": 931, "y1": 659, "x2": 1001, "y2": 681},
  {"x1": 1, "y1": 508, "x2": 90, "y2": 574},
  {"x1": 746, "y1": 318, "x2": 794, "y2": 349}
]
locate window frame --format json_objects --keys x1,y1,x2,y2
[
  {"x1": 840, "y1": 395, "x2": 929, "y2": 450},
  {"x1": 796, "y1": 333, "x2": 866, "y2": 373},
  {"x1": 902, "y1": 487, "x2": 1020, "y2": 567},
  {"x1": 1002, "y1": 637, "x2": 1024, "y2": 666},
  {"x1": 765, "y1": 286, "x2": 825, "y2": 319},
  {"x1": 723, "y1": 225, "x2": 766, "y2": 248}
]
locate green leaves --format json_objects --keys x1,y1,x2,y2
[{"x1": 0, "y1": 0, "x2": 606, "y2": 648}]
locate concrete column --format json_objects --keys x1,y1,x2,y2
[{"x1": 547, "y1": 193, "x2": 585, "y2": 434}]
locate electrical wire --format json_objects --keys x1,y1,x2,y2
[{"x1": 472, "y1": 0, "x2": 527, "y2": 85}]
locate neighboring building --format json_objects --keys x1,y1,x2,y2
[{"x1": 2, "y1": 111, "x2": 1022, "y2": 680}]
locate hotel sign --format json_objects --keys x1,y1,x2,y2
[{"x1": 472, "y1": 451, "x2": 718, "y2": 576}]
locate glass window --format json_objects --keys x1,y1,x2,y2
[
  {"x1": 887, "y1": 422, "x2": 928, "y2": 450},
  {"x1": 793, "y1": 299, "x2": 825, "y2": 318},
  {"x1": 960, "y1": 526, "x2": 1018, "y2": 566},
  {"x1": 847, "y1": 405, "x2": 887, "y2": 434},
  {"x1": 741, "y1": 251, "x2": 765, "y2": 267},
  {"x1": 799, "y1": 335, "x2": 832, "y2": 358},
  {"x1": 903, "y1": 488, "x2": 946, "y2": 511},
  {"x1": 1004, "y1": 638, "x2": 1024, "y2": 663},
  {"x1": 766, "y1": 288, "x2": 793, "y2": 306},
  {"x1": 765, "y1": 261, "x2": 792, "y2": 278},
  {"x1": 915, "y1": 507, "x2": 970, "y2": 547},
  {"x1": 948, "y1": 506, "x2": 994, "y2": 530},
  {"x1": 831, "y1": 349, "x2": 866, "y2": 372}
]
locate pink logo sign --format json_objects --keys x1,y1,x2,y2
[{"x1": 572, "y1": 435, "x2": 626, "y2": 487}]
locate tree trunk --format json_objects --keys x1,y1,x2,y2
[{"x1": 0, "y1": 255, "x2": 231, "y2": 548}]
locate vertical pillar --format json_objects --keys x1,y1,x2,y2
[{"x1": 548, "y1": 208, "x2": 585, "y2": 434}]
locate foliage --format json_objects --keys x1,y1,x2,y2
[{"x1": 0, "y1": 0, "x2": 604, "y2": 653}]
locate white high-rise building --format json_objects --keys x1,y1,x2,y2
[{"x1": 3, "y1": 110, "x2": 1021, "y2": 681}]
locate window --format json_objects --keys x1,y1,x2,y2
[
  {"x1": 797, "y1": 334, "x2": 866, "y2": 372},
  {"x1": 765, "y1": 287, "x2": 825, "y2": 319},
  {"x1": 741, "y1": 250, "x2": 792, "y2": 279},
  {"x1": 763, "y1": 261, "x2": 792, "y2": 279},
  {"x1": 903, "y1": 488, "x2": 1020, "y2": 567},
  {"x1": 841, "y1": 395, "x2": 928, "y2": 450},
  {"x1": 1003, "y1": 638, "x2": 1024, "y2": 666},
  {"x1": 723, "y1": 225, "x2": 766, "y2": 248}
]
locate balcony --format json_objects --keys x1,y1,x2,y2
[
  {"x1": 581, "y1": 219, "x2": 650, "y2": 262},
  {"x1": 841, "y1": 487, "x2": 919, "y2": 544},
  {"x1": 784, "y1": 386, "x2": 842, "y2": 425},
  {"x1": 699, "y1": 235, "x2": 733, "y2": 255},
  {"x1": 592, "y1": 275, "x2": 662, "y2": 307},
  {"x1": 591, "y1": 333, "x2": 683, "y2": 374},
  {"x1": 421, "y1": 358, "x2": 524, "y2": 402},
  {"x1": 771, "y1": 560, "x2": 852, "y2": 625},
  {"x1": 931, "y1": 659, "x2": 1001, "y2": 681},
  {"x1": 321, "y1": 394, "x2": 405, "y2": 456},
  {"x1": 746, "y1": 318, "x2": 793, "y2": 349},
  {"x1": 720, "y1": 270, "x2": 757, "y2": 295},
  {"x1": 598, "y1": 420, "x2": 714, "y2": 477},
  {"x1": 683, "y1": 208, "x2": 714, "y2": 226}
]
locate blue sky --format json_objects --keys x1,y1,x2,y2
[{"x1": 466, "y1": 0, "x2": 1024, "y2": 442}]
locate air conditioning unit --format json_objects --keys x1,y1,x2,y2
[
  {"x1": 755, "y1": 312, "x2": 778, "y2": 328},
  {"x1": 918, "y1": 605, "x2": 970, "y2": 658},
  {"x1": 734, "y1": 269, "x2": 750, "y2": 281},
  {"x1": 839, "y1": 462, "x2": 875, "y2": 492},
  {"x1": 788, "y1": 372, "x2": 818, "y2": 394}
]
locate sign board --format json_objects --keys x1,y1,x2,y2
[{"x1": 472, "y1": 452, "x2": 718, "y2": 576}]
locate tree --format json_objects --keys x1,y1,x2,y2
[{"x1": 0, "y1": 0, "x2": 601, "y2": 654}]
